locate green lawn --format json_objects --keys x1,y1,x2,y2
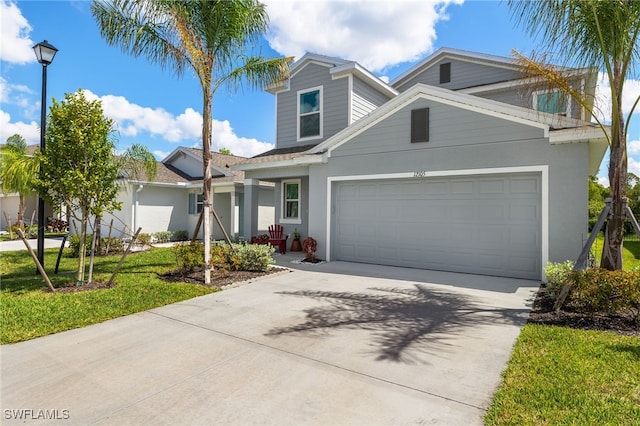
[
  {"x1": 485, "y1": 325, "x2": 640, "y2": 425},
  {"x1": 591, "y1": 235, "x2": 640, "y2": 270},
  {"x1": 0, "y1": 247, "x2": 215, "y2": 344},
  {"x1": 486, "y1": 235, "x2": 640, "y2": 425}
]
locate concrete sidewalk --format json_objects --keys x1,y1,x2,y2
[
  {"x1": 1, "y1": 262, "x2": 538, "y2": 425},
  {"x1": 0, "y1": 237, "x2": 67, "y2": 252}
]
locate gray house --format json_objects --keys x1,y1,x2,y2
[
  {"x1": 235, "y1": 48, "x2": 608, "y2": 281},
  {"x1": 102, "y1": 147, "x2": 274, "y2": 241}
]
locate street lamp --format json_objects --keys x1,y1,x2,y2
[{"x1": 33, "y1": 40, "x2": 58, "y2": 271}]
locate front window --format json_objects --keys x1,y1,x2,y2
[
  {"x1": 298, "y1": 86, "x2": 322, "y2": 140},
  {"x1": 534, "y1": 90, "x2": 569, "y2": 116},
  {"x1": 188, "y1": 193, "x2": 203, "y2": 215},
  {"x1": 281, "y1": 180, "x2": 301, "y2": 224}
]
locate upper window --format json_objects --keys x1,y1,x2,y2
[
  {"x1": 281, "y1": 179, "x2": 301, "y2": 224},
  {"x1": 411, "y1": 108, "x2": 429, "y2": 143},
  {"x1": 297, "y1": 86, "x2": 323, "y2": 140},
  {"x1": 534, "y1": 90, "x2": 570, "y2": 116},
  {"x1": 439, "y1": 62, "x2": 451, "y2": 84}
]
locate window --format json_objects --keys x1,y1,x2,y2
[
  {"x1": 188, "y1": 193, "x2": 203, "y2": 215},
  {"x1": 439, "y1": 62, "x2": 451, "y2": 84},
  {"x1": 534, "y1": 90, "x2": 570, "y2": 116},
  {"x1": 297, "y1": 86, "x2": 322, "y2": 140},
  {"x1": 411, "y1": 108, "x2": 429, "y2": 143},
  {"x1": 281, "y1": 180, "x2": 301, "y2": 224}
]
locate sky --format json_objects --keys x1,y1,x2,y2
[{"x1": 1, "y1": 0, "x2": 638, "y2": 186}]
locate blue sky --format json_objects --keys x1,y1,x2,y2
[{"x1": 1, "y1": 0, "x2": 638, "y2": 185}]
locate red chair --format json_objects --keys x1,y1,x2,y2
[{"x1": 268, "y1": 224, "x2": 289, "y2": 254}]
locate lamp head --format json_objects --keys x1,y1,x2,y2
[{"x1": 33, "y1": 40, "x2": 58, "y2": 66}]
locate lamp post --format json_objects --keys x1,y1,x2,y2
[{"x1": 33, "y1": 40, "x2": 58, "y2": 271}]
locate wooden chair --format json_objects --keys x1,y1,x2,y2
[{"x1": 268, "y1": 224, "x2": 288, "y2": 254}]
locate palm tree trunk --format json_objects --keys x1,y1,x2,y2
[
  {"x1": 600, "y1": 64, "x2": 627, "y2": 270},
  {"x1": 202, "y1": 91, "x2": 213, "y2": 285},
  {"x1": 17, "y1": 194, "x2": 25, "y2": 227}
]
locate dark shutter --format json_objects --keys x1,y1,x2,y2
[
  {"x1": 439, "y1": 62, "x2": 451, "y2": 84},
  {"x1": 411, "y1": 108, "x2": 429, "y2": 143}
]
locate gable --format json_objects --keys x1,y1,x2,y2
[
  {"x1": 331, "y1": 96, "x2": 545, "y2": 158},
  {"x1": 393, "y1": 56, "x2": 522, "y2": 92}
]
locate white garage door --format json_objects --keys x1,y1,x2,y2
[{"x1": 333, "y1": 173, "x2": 541, "y2": 280}]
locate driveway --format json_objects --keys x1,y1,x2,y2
[{"x1": 1, "y1": 261, "x2": 538, "y2": 425}]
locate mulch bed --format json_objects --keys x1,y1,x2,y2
[
  {"x1": 527, "y1": 285, "x2": 639, "y2": 337},
  {"x1": 158, "y1": 267, "x2": 285, "y2": 288},
  {"x1": 55, "y1": 281, "x2": 117, "y2": 293}
]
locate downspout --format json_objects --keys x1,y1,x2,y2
[{"x1": 133, "y1": 185, "x2": 144, "y2": 233}]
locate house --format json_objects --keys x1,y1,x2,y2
[
  {"x1": 102, "y1": 147, "x2": 274, "y2": 241},
  {"x1": 234, "y1": 48, "x2": 608, "y2": 280}
]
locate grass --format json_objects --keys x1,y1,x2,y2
[
  {"x1": 485, "y1": 324, "x2": 640, "y2": 425},
  {"x1": 590, "y1": 234, "x2": 640, "y2": 270},
  {"x1": 487, "y1": 235, "x2": 640, "y2": 425},
  {"x1": 0, "y1": 247, "x2": 215, "y2": 344}
]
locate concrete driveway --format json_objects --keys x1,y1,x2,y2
[{"x1": 1, "y1": 261, "x2": 538, "y2": 425}]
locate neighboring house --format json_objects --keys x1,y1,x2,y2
[
  {"x1": 0, "y1": 144, "x2": 56, "y2": 231},
  {"x1": 103, "y1": 147, "x2": 274, "y2": 241},
  {"x1": 234, "y1": 48, "x2": 608, "y2": 281}
]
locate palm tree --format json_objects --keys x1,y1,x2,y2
[
  {"x1": 0, "y1": 134, "x2": 38, "y2": 227},
  {"x1": 91, "y1": 0, "x2": 292, "y2": 284},
  {"x1": 508, "y1": 0, "x2": 640, "y2": 270}
]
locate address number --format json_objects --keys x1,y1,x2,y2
[{"x1": 414, "y1": 171, "x2": 427, "y2": 177}]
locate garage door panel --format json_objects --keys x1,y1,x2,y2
[{"x1": 334, "y1": 173, "x2": 541, "y2": 280}]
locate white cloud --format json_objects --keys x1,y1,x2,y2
[
  {"x1": 263, "y1": 0, "x2": 463, "y2": 72},
  {"x1": 593, "y1": 73, "x2": 640, "y2": 123},
  {"x1": 0, "y1": 76, "x2": 38, "y2": 119},
  {"x1": 0, "y1": 1, "x2": 36, "y2": 64},
  {"x1": 0, "y1": 110, "x2": 40, "y2": 144},
  {"x1": 82, "y1": 90, "x2": 273, "y2": 158},
  {"x1": 629, "y1": 139, "x2": 640, "y2": 155},
  {"x1": 629, "y1": 156, "x2": 640, "y2": 178},
  {"x1": 153, "y1": 150, "x2": 170, "y2": 160}
]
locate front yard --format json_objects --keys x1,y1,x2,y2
[
  {"x1": 0, "y1": 247, "x2": 215, "y2": 344},
  {"x1": 486, "y1": 238, "x2": 640, "y2": 425}
]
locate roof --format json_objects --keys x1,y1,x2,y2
[
  {"x1": 126, "y1": 147, "x2": 249, "y2": 186},
  {"x1": 266, "y1": 52, "x2": 397, "y2": 98}
]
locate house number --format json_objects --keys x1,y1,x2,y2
[{"x1": 414, "y1": 171, "x2": 427, "y2": 177}]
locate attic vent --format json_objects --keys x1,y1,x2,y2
[
  {"x1": 411, "y1": 108, "x2": 429, "y2": 143},
  {"x1": 439, "y1": 62, "x2": 451, "y2": 84}
]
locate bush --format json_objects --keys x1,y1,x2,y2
[
  {"x1": 236, "y1": 243, "x2": 275, "y2": 272},
  {"x1": 173, "y1": 241, "x2": 204, "y2": 270},
  {"x1": 152, "y1": 231, "x2": 172, "y2": 244},
  {"x1": 99, "y1": 237, "x2": 124, "y2": 255},
  {"x1": 544, "y1": 260, "x2": 574, "y2": 298},
  {"x1": 568, "y1": 268, "x2": 640, "y2": 321},
  {"x1": 8, "y1": 224, "x2": 38, "y2": 239},
  {"x1": 135, "y1": 233, "x2": 152, "y2": 246},
  {"x1": 172, "y1": 230, "x2": 189, "y2": 242}
]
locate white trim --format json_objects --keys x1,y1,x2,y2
[
  {"x1": 297, "y1": 85, "x2": 324, "y2": 142},
  {"x1": 325, "y1": 165, "x2": 548, "y2": 280},
  {"x1": 280, "y1": 179, "x2": 302, "y2": 224},
  {"x1": 347, "y1": 74, "x2": 353, "y2": 125}
]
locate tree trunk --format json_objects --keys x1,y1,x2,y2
[
  {"x1": 77, "y1": 213, "x2": 88, "y2": 285},
  {"x1": 600, "y1": 64, "x2": 627, "y2": 271},
  {"x1": 17, "y1": 194, "x2": 25, "y2": 227},
  {"x1": 202, "y1": 90, "x2": 213, "y2": 285}
]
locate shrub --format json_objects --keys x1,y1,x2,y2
[
  {"x1": 69, "y1": 234, "x2": 90, "y2": 257},
  {"x1": 152, "y1": 231, "x2": 172, "y2": 244},
  {"x1": 568, "y1": 268, "x2": 640, "y2": 321},
  {"x1": 135, "y1": 233, "x2": 152, "y2": 246},
  {"x1": 236, "y1": 243, "x2": 275, "y2": 272},
  {"x1": 99, "y1": 237, "x2": 124, "y2": 255},
  {"x1": 8, "y1": 224, "x2": 38, "y2": 239},
  {"x1": 172, "y1": 241, "x2": 204, "y2": 270},
  {"x1": 544, "y1": 260, "x2": 574, "y2": 298},
  {"x1": 172, "y1": 230, "x2": 189, "y2": 241}
]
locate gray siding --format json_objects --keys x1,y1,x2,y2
[
  {"x1": 305, "y1": 97, "x2": 590, "y2": 271},
  {"x1": 351, "y1": 76, "x2": 392, "y2": 123},
  {"x1": 394, "y1": 58, "x2": 521, "y2": 92},
  {"x1": 276, "y1": 63, "x2": 349, "y2": 149}
]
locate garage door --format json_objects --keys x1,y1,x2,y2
[{"x1": 333, "y1": 173, "x2": 541, "y2": 279}]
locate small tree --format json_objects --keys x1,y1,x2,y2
[
  {"x1": 0, "y1": 134, "x2": 38, "y2": 227},
  {"x1": 218, "y1": 148, "x2": 233, "y2": 156},
  {"x1": 35, "y1": 90, "x2": 121, "y2": 285}
]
